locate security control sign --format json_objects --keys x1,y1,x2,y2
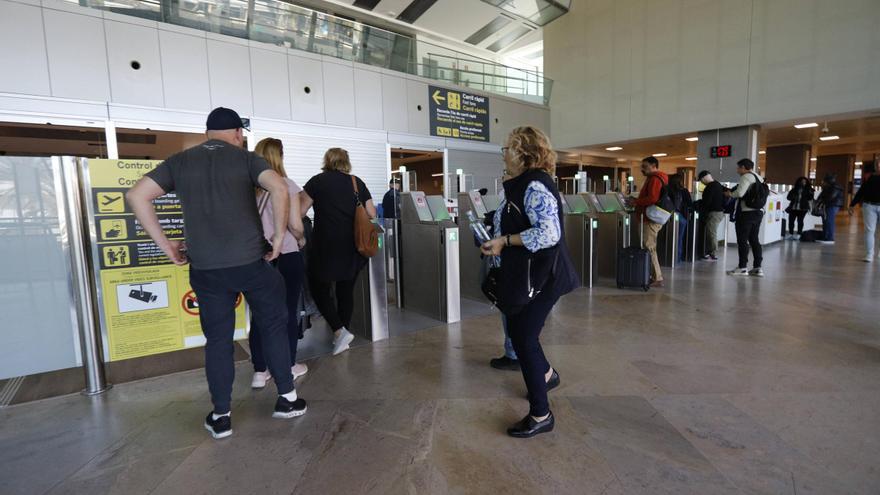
[{"x1": 429, "y1": 85, "x2": 490, "y2": 142}]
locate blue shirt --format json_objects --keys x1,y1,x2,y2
[{"x1": 490, "y1": 180, "x2": 561, "y2": 267}]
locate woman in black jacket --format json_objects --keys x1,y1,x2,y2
[
  {"x1": 480, "y1": 126, "x2": 579, "y2": 438},
  {"x1": 817, "y1": 174, "x2": 844, "y2": 244},
  {"x1": 785, "y1": 177, "x2": 813, "y2": 239},
  {"x1": 668, "y1": 174, "x2": 692, "y2": 262}
]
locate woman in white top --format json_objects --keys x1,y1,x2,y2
[{"x1": 250, "y1": 138, "x2": 309, "y2": 388}]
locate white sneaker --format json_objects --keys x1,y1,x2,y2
[
  {"x1": 292, "y1": 363, "x2": 308, "y2": 379},
  {"x1": 863, "y1": 256, "x2": 873, "y2": 263},
  {"x1": 748, "y1": 268, "x2": 765, "y2": 277},
  {"x1": 816, "y1": 240, "x2": 835, "y2": 245},
  {"x1": 332, "y1": 328, "x2": 355, "y2": 356},
  {"x1": 726, "y1": 268, "x2": 749, "y2": 276},
  {"x1": 251, "y1": 370, "x2": 272, "y2": 389}
]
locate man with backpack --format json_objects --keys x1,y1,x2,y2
[
  {"x1": 724, "y1": 158, "x2": 768, "y2": 277},
  {"x1": 633, "y1": 156, "x2": 669, "y2": 288}
]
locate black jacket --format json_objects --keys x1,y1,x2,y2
[
  {"x1": 670, "y1": 187, "x2": 692, "y2": 216},
  {"x1": 851, "y1": 174, "x2": 880, "y2": 207},
  {"x1": 497, "y1": 168, "x2": 579, "y2": 315},
  {"x1": 786, "y1": 186, "x2": 814, "y2": 211},
  {"x1": 818, "y1": 184, "x2": 844, "y2": 208},
  {"x1": 700, "y1": 181, "x2": 725, "y2": 214}
]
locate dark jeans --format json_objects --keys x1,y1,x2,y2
[
  {"x1": 788, "y1": 210, "x2": 807, "y2": 235},
  {"x1": 823, "y1": 207, "x2": 840, "y2": 241},
  {"x1": 735, "y1": 210, "x2": 764, "y2": 269},
  {"x1": 190, "y1": 259, "x2": 294, "y2": 414},
  {"x1": 309, "y1": 276, "x2": 356, "y2": 331},
  {"x1": 249, "y1": 252, "x2": 304, "y2": 372},
  {"x1": 676, "y1": 212, "x2": 688, "y2": 262},
  {"x1": 506, "y1": 288, "x2": 560, "y2": 418}
]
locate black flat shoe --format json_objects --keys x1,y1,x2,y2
[
  {"x1": 490, "y1": 356, "x2": 520, "y2": 371},
  {"x1": 546, "y1": 369, "x2": 560, "y2": 392},
  {"x1": 507, "y1": 413, "x2": 554, "y2": 438}
]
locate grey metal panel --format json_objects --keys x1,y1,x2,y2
[
  {"x1": 350, "y1": 231, "x2": 389, "y2": 341},
  {"x1": 457, "y1": 193, "x2": 487, "y2": 302}
]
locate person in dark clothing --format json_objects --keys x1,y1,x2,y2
[
  {"x1": 480, "y1": 126, "x2": 579, "y2": 438},
  {"x1": 817, "y1": 174, "x2": 844, "y2": 244},
  {"x1": 725, "y1": 159, "x2": 766, "y2": 277},
  {"x1": 697, "y1": 170, "x2": 725, "y2": 260},
  {"x1": 668, "y1": 174, "x2": 693, "y2": 262},
  {"x1": 126, "y1": 107, "x2": 305, "y2": 440},
  {"x1": 849, "y1": 163, "x2": 880, "y2": 262},
  {"x1": 785, "y1": 177, "x2": 814, "y2": 239},
  {"x1": 381, "y1": 179, "x2": 401, "y2": 219},
  {"x1": 301, "y1": 148, "x2": 376, "y2": 356}
]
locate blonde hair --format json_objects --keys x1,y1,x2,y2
[
  {"x1": 506, "y1": 126, "x2": 557, "y2": 176},
  {"x1": 322, "y1": 148, "x2": 352, "y2": 173},
  {"x1": 254, "y1": 138, "x2": 287, "y2": 178}
]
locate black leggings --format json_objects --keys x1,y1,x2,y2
[
  {"x1": 506, "y1": 288, "x2": 560, "y2": 418},
  {"x1": 249, "y1": 252, "x2": 304, "y2": 372},
  {"x1": 788, "y1": 211, "x2": 807, "y2": 234},
  {"x1": 309, "y1": 276, "x2": 356, "y2": 331}
]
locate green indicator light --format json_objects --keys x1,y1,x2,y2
[
  {"x1": 592, "y1": 220, "x2": 598, "y2": 228},
  {"x1": 625, "y1": 217, "x2": 630, "y2": 226},
  {"x1": 378, "y1": 237, "x2": 383, "y2": 248},
  {"x1": 449, "y1": 231, "x2": 458, "y2": 242}
]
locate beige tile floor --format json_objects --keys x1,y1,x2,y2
[{"x1": 2, "y1": 219, "x2": 878, "y2": 494}]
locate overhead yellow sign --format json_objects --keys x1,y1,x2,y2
[
  {"x1": 86, "y1": 159, "x2": 247, "y2": 361},
  {"x1": 429, "y1": 85, "x2": 490, "y2": 142}
]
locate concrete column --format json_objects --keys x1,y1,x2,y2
[
  {"x1": 696, "y1": 126, "x2": 759, "y2": 184},
  {"x1": 765, "y1": 144, "x2": 811, "y2": 185}
]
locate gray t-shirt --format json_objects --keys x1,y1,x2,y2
[{"x1": 146, "y1": 139, "x2": 271, "y2": 270}]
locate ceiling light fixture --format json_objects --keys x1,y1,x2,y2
[
  {"x1": 605, "y1": 146, "x2": 623, "y2": 151},
  {"x1": 811, "y1": 157, "x2": 818, "y2": 161},
  {"x1": 685, "y1": 137, "x2": 698, "y2": 142},
  {"x1": 685, "y1": 157, "x2": 697, "y2": 161},
  {"x1": 819, "y1": 135, "x2": 839, "y2": 141},
  {"x1": 794, "y1": 122, "x2": 818, "y2": 129},
  {"x1": 652, "y1": 153, "x2": 667, "y2": 157},
  {"x1": 855, "y1": 161, "x2": 863, "y2": 166},
  {"x1": 758, "y1": 150, "x2": 766, "y2": 155}
]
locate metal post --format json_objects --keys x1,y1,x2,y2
[{"x1": 56, "y1": 157, "x2": 110, "y2": 396}]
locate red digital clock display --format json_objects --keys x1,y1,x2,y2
[{"x1": 711, "y1": 145, "x2": 732, "y2": 158}]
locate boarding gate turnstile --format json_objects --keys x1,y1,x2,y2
[
  {"x1": 561, "y1": 195, "x2": 598, "y2": 288},
  {"x1": 457, "y1": 191, "x2": 489, "y2": 302},
  {"x1": 586, "y1": 192, "x2": 632, "y2": 279},
  {"x1": 350, "y1": 223, "x2": 390, "y2": 342},
  {"x1": 399, "y1": 192, "x2": 461, "y2": 323}
]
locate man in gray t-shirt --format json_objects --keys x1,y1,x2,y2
[{"x1": 126, "y1": 107, "x2": 307, "y2": 439}]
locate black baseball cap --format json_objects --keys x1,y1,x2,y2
[
  {"x1": 206, "y1": 107, "x2": 249, "y2": 131},
  {"x1": 698, "y1": 170, "x2": 711, "y2": 179}
]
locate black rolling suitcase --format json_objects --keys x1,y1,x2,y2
[{"x1": 617, "y1": 247, "x2": 651, "y2": 291}]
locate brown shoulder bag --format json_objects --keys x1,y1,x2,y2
[{"x1": 351, "y1": 175, "x2": 379, "y2": 257}]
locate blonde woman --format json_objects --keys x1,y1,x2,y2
[
  {"x1": 480, "y1": 127, "x2": 579, "y2": 438},
  {"x1": 249, "y1": 138, "x2": 309, "y2": 389},
  {"x1": 300, "y1": 148, "x2": 376, "y2": 356}
]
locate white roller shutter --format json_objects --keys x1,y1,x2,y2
[{"x1": 252, "y1": 125, "x2": 388, "y2": 205}]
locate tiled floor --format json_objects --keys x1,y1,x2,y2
[{"x1": 2, "y1": 219, "x2": 878, "y2": 494}]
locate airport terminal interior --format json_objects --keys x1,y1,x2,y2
[{"x1": 0, "y1": 0, "x2": 878, "y2": 494}]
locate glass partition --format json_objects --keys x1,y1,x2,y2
[
  {"x1": 62, "y1": 0, "x2": 552, "y2": 105},
  {"x1": 0, "y1": 157, "x2": 81, "y2": 379}
]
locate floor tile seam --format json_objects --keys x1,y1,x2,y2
[{"x1": 145, "y1": 444, "x2": 209, "y2": 495}]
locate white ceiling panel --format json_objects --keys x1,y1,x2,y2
[
  {"x1": 375, "y1": 0, "x2": 417, "y2": 17},
  {"x1": 414, "y1": 0, "x2": 501, "y2": 41}
]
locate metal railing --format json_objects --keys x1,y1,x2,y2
[{"x1": 67, "y1": 0, "x2": 551, "y2": 105}]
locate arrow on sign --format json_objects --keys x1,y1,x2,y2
[{"x1": 432, "y1": 90, "x2": 445, "y2": 106}]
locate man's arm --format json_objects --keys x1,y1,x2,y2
[
  {"x1": 633, "y1": 176, "x2": 660, "y2": 207},
  {"x1": 730, "y1": 174, "x2": 753, "y2": 199},
  {"x1": 126, "y1": 177, "x2": 187, "y2": 265},
  {"x1": 258, "y1": 169, "x2": 290, "y2": 261}
]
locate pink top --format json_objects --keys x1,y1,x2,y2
[{"x1": 258, "y1": 177, "x2": 302, "y2": 254}]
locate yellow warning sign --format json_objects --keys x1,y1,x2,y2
[
  {"x1": 100, "y1": 218, "x2": 127, "y2": 241},
  {"x1": 97, "y1": 192, "x2": 125, "y2": 213},
  {"x1": 447, "y1": 91, "x2": 461, "y2": 110},
  {"x1": 102, "y1": 245, "x2": 131, "y2": 267}
]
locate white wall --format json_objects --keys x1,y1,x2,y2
[
  {"x1": 0, "y1": 0, "x2": 549, "y2": 146},
  {"x1": 545, "y1": 0, "x2": 880, "y2": 149}
]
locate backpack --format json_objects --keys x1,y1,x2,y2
[
  {"x1": 351, "y1": 176, "x2": 379, "y2": 257},
  {"x1": 645, "y1": 175, "x2": 675, "y2": 225},
  {"x1": 743, "y1": 172, "x2": 769, "y2": 209}
]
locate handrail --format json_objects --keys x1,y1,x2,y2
[{"x1": 63, "y1": 0, "x2": 551, "y2": 105}]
